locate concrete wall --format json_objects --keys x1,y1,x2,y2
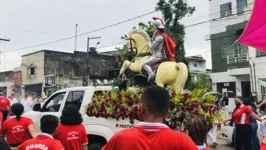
[
  {"x1": 209, "y1": 72, "x2": 250, "y2": 96},
  {"x1": 21, "y1": 51, "x2": 45, "y2": 85},
  {"x1": 187, "y1": 59, "x2": 206, "y2": 69},
  {"x1": 249, "y1": 47, "x2": 266, "y2": 100},
  {"x1": 0, "y1": 81, "x2": 13, "y2": 97},
  {"x1": 209, "y1": 0, "x2": 253, "y2": 34}
]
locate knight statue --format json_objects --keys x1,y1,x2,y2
[{"x1": 141, "y1": 17, "x2": 176, "y2": 82}]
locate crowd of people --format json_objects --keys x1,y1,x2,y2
[
  {"x1": 1, "y1": 87, "x2": 266, "y2": 150},
  {"x1": 0, "y1": 91, "x2": 88, "y2": 150}
]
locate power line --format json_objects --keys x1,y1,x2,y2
[
  {"x1": 3, "y1": 4, "x2": 254, "y2": 53},
  {"x1": 5, "y1": 10, "x2": 157, "y2": 52}
]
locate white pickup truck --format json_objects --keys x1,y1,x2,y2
[{"x1": 23, "y1": 86, "x2": 137, "y2": 150}]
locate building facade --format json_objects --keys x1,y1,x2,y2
[
  {"x1": 186, "y1": 55, "x2": 209, "y2": 81},
  {"x1": 207, "y1": 0, "x2": 266, "y2": 110},
  {"x1": 0, "y1": 67, "x2": 22, "y2": 98},
  {"x1": 21, "y1": 50, "x2": 119, "y2": 97}
]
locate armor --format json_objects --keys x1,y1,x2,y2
[{"x1": 141, "y1": 31, "x2": 167, "y2": 81}]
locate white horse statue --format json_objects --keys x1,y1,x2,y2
[{"x1": 119, "y1": 29, "x2": 188, "y2": 94}]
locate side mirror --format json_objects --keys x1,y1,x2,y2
[{"x1": 33, "y1": 104, "x2": 41, "y2": 111}]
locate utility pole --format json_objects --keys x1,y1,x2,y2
[
  {"x1": 0, "y1": 38, "x2": 10, "y2": 68},
  {"x1": 74, "y1": 24, "x2": 78, "y2": 51},
  {"x1": 85, "y1": 36, "x2": 100, "y2": 86}
]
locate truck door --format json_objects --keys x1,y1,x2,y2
[{"x1": 37, "y1": 92, "x2": 67, "y2": 131}]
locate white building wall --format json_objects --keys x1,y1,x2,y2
[
  {"x1": 0, "y1": 81, "x2": 13, "y2": 97},
  {"x1": 188, "y1": 60, "x2": 206, "y2": 68},
  {"x1": 209, "y1": 72, "x2": 249, "y2": 96},
  {"x1": 249, "y1": 47, "x2": 266, "y2": 100},
  {"x1": 209, "y1": 0, "x2": 253, "y2": 34}
]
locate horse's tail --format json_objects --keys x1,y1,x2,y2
[{"x1": 175, "y1": 62, "x2": 188, "y2": 92}]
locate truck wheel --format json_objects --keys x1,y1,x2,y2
[{"x1": 88, "y1": 143, "x2": 103, "y2": 150}]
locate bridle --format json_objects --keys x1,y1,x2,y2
[{"x1": 125, "y1": 35, "x2": 138, "y2": 53}]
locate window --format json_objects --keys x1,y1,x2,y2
[
  {"x1": 237, "y1": 0, "x2": 247, "y2": 15},
  {"x1": 193, "y1": 63, "x2": 198, "y2": 67},
  {"x1": 65, "y1": 91, "x2": 85, "y2": 110},
  {"x1": 42, "y1": 92, "x2": 66, "y2": 112},
  {"x1": 191, "y1": 76, "x2": 195, "y2": 81},
  {"x1": 256, "y1": 49, "x2": 266, "y2": 57},
  {"x1": 28, "y1": 64, "x2": 36, "y2": 76},
  {"x1": 30, "y1": 68, "x2": 35, "y2": 75},
  {"x1": 220, "y1": 2, "x2": 232, "y2": 17},
  {"x1": 221, "y1": 43, "x2": 235, "y2": 58}
]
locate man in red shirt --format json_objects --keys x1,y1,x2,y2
[
  {"x1": 102, "y1": 86, "x2": 197, "y2": 150},
  {"x1": 0, "y1": 92, "x2": 10, "y2": 123},
  {"x1": 16, "y1": 115, "x2": 65, "y2": 150},
  {"x1": 0, "y1": 111, "x2": 2, "y2": 127}
]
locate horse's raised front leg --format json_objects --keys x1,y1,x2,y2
[{"x1": 119, "y1": 60, "x2": 141, "y2": 75}]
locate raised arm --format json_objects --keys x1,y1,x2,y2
[
  {"x1": 257, "y1": 99, "x2": 266, "y2": 109},
  {"x1": 250, "y1": 113, "x2": 263, "y2": 122},
  {"x1": 216, "y1": 115, "x2": 232, "y2": 124}
]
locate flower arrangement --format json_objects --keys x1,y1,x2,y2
[{"x1": 86, "y1": 87, "x2": 223, "y2": 129}]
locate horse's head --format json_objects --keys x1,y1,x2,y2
[{"x1": 125, "y1": 29, "x2": 151, "y2": 54}]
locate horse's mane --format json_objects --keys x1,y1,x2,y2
[{"x1": 128, "y1": 29, "x2": 151, "y2": 42}]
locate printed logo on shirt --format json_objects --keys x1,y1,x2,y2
[
  {"x1": 0, "y1": 100, "x2": 6, "y2": 103},
  {"x1": 12, "y1": 125, "x2": 25, "y2": 133},
  {"x1": 115, "y1": 124, "x2": 134, "y2": 128},
  {"x1": 67, "y1": 131, "x2": 79, "y2": 140},
  {"x1": 26, "y1": 144, "x2": 48, "y2": 150}
]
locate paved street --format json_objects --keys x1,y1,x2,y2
[{"x1": 208, "y1": 138, "x2": 234, "y2": 150}]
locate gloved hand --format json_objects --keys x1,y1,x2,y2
[{"x1": 147, "y1": 41, "x2": 152, "y2": 48}]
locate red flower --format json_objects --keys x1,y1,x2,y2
[
  {"x1": 182, "y1": 93, "x2": 188, "y2": 100},
  {"x1": 130, "y1": 119, "x2": 134, "y2": 124},
  {"x1": 92, "y1": 100, "x2": 96, "y2": 103},
  {"x1": 116, "y1": 104, "x2": 121, "y2": 108},
  {"x1": 95, "y1": 113, "x2": 99, "y2": 118},
  {"x1": 172, "y1": 92, "x2": 177, "y2": 97},
  {"x1": 134, "y1": 106, "x2": 138, "y2": 111}
]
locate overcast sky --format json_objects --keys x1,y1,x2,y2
[{"x1": 0, "y1": 0, "x2": 211, "y2": 71}]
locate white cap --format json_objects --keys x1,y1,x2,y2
[{"x1": 152, "y1": 17, "x2": 165, "y2": 29}]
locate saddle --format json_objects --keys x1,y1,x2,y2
[{"x1": 141, "y1": 60, "x2": 165, "y2": 76}]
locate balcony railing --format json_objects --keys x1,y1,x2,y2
[{"x1": 227, "y1": 53, "x2": 248, "y2": 64}]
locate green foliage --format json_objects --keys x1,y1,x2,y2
[
  {"x1": 156, "y1": 0, "x2": 195, "y2": 63},
  {"x1": 87, "y1": 87, "x2": 223, "y2": 127},
  {"x1": 115, "y1": 0, "x2": 196, "y2": 86},
  {"x1": 115, "y1": 45, "x2": 136, "y2": 86},
  {"x1": 186, "y1": 74, "x2": 212, "y2": 91},
  {"x1": 134, "y1": 22, "x2": 155, "y2": 38}
]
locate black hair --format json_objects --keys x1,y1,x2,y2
[
  {"x1": 233, "y1": 96, "x2": 244, "y2": 110},
  {"x1": 223, "y1": 92, "x2": 227, "y2": 96},
  {"x1": 0, "y1": 137, "x2": 11, "y2": 150},
  {"x1": 40, "y1": 115, "x2": 59, "y2": 134},
  {"x1": 244, "y1": 97, "x2": 256, "y2": 109},
  {"x1": 141, "y1": 86, "x2": 170, "y2": 117},
  {"x1": 182, "y1": 113, "x2": 208, "y2": 146},
  {"x1": 60, "y1": 104, "x2": 83, "y2": 125},
  {"x1": 231, "y1": 96, "x2": 245, "y2": 122},
  {"x1": 11, "y1": 103, "x2": 24, "y2": 121}
]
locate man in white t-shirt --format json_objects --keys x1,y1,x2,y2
[
  {"x1": 21, "y1": 92, "x2": 34, "y2": 112},
  {"x1": 260, "y1": 119, "x2": 266, "y2": 138},
  {"x1": 8, "y1": 94, "x2": 18, "y2": 106}
]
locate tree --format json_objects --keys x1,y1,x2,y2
[
  {"x1": 186, "y1": 74, "x2": 212, "y2": 91},
  {"x1": 115, "y1": 0, "x2": 195, "y2": 87}
]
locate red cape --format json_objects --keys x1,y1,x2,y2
[{"x1": 158, "y1": 32, "x2": 177, "y2": 62}]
